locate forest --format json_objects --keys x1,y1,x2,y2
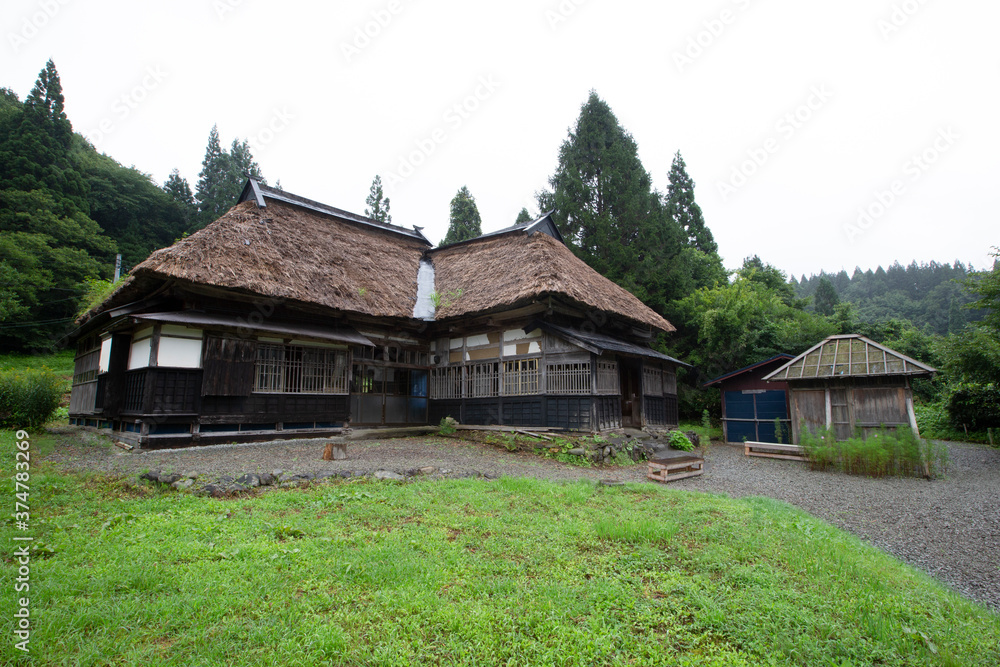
[{"x1": 1, "y1": 61, "x2": 997, "y2": 439}]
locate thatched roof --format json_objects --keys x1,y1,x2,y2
[
  {"x1": 86, "y1": 198, "x2": 428, "y2": 322},
  {"x1": 430, "y1": 231, "x2": 674, "y2": 332},
  {"x1": 81, "y1": 181, "x2": 675, "y2": 334},
  {"x1": 763, "y1": 335, "x2": 936, "y2": 381}
]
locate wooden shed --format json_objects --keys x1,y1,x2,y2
[
  {"x1": 762, "y1": 335, "x2": 935, "y2": 444},
  {"x1": 703, "y1": 355, "x2": 793, "y2": 444}
]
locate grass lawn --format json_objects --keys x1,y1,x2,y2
[
  {"x1": 0, "y1": 350, "x2": 75, "y2": 378},
  {"x1": 2, "y1": 430, "x2": 998, "y2": 666}
]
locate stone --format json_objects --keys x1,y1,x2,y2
[
  {"x1": 139, "y1": 470, "x2": 160, "y2": 482},
  {"x1": 374, "y1": 470, "x2": 405, "y2": 481},
  {"x1": 159, "y1": 473, "x2": 181, "y2": 485},
  {"x1": 226, "y1": 484, "x2": 248, "y2": 494},
  {"x1": 201, "y1": 484, "x2": 225, "y2": 498},
  {"x1": 568, "y1": 448, "x2": 586, "y2": 457},
  {"x1": 272, "y1": 469, "x2": 284, "y2": 478},
  {"x1": 218, "y1": 475, "x2": 234, "y2": 485},
  {"x1": 181, "y1": 471, "x2": 199, "y2": 479},
  {"x1": 279, "y1": 481, "x2": 301, "y2": 488},
  {"x1": 171, "y1": 478, "x2": 195, "y2": 491},
  {"x1": 235, "y1": 474, "x2": 261, "y2": 488},
  {"x1": 258, "y1": 473, "x2": 275, "y2": 486},
  {"x1": 278, "y1": 473, "x2": 295, "y2": 483},
  {"x1": 418, "y1": 466, "x2": 437, "y2": 475}
]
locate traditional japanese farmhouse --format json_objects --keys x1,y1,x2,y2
[
  {"x1": 68, "y1": 180, "x2": 687, "y2": 447},
  {"x1": 762, "y1": 334, "x2": 936, "y2": 444}
]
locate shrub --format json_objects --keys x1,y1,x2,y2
[
  {"x1": 437, "y1": 417, "x2": 457, "y2": 436},
  {"x1": 668, "y1": 430, "x2": 693, "y2": 452},
  {"x1": 799, "y1": 424, "x2": 947, "y2": 478},
  {"x1": 0, "y1": 368, "x2": 64, "y2": 428},
  {"x1": 946, "y1": 382, "x2": 1000, "y2": 431}
]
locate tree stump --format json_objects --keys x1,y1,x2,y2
[{"x1": 322, "y1": 442, "x2": 348, "y2": 461}]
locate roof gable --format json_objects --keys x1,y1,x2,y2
[
  {"x1": 703, "y1": 354, "x2": 794, "y2": 387},
  {"x1": 429, "y1": 231, "x2": 675, "y2": 333},
  {"x1": 763, "y1": 335, "x2": 936, "y2": 381}
]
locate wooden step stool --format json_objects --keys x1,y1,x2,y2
[{"x1": 647, "y1": 456, "x2": 704, "y2": 483}]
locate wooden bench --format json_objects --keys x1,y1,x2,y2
[
  {"x1": 743, "y1": 441, "x2": 807, "y2": 461},
  {"x1": 647, "y1": 456, "x2": 704, "y2": 483}
]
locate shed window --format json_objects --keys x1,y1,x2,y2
[{"x1": 253, "y1": 344, "x2": 348, "y2": 394}]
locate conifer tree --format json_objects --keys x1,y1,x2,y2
[
  {"x1": 664, "y1": 151, "x2": 717, "y2": 254},
  {"x1": 813, "y1": 276, "x2": 840, "y2": 316},
  {"x1": 163, "y1": 168, "x2": 197, "y2": 227},
  {"x1": 195, "y1": 125, "x2": 227, "y2": 226},
  {"x1": 364, "y1": 175, "x2": 391, "y2": 223},
  {"x1": 441, "y1": 186, "x2": 482, "y2": 245},
  {"x1": 515, "y1": 208, "x2": 533, "y2": 224},
  {"x1": 194, "y1": 127, "x2": 266, "y2": 229},
  {"x1": 537, "y1": 91, "x2": 703, "y2": 312}
]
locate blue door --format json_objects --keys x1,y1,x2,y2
[{"x1": 723, "y1": 390, "x2": 789, "y2": 443}]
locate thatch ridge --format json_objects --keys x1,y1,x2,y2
[{"x1": 429, "y1": 232, "x2": 674, "y2": 332}]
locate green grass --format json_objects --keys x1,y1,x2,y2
[
  {"x1": 680, "y1": 420, "x2": 723, "y2": 444},
  {"x1": 0, "y1": 350, "x2": 75, "y2": 378},
  {"x1": 2, "y1": 430, "x2": 998, "y2": 666}
]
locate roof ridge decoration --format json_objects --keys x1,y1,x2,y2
[
  {"x1": 433, "y1": 210, "x2": 563, "y2": 250},
  {"x1": 238, "y1": 178, "x2": 432, "y2": 245},
  {"x1": 762, "y1": 334, "x2": 936, "y2": 381}
]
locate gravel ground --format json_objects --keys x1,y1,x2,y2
[{"x1": 46, "y1": 429, "x2": 1000, "y2": 612}]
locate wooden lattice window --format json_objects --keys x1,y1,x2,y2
[
  {"x1": 547, "y1": 362, "x2": 591, "y2": 395},
  {"x1": 430, "y1": 367, "x2": 463, "y2": 399},
  {"x1": 595, "y1": 360, "x2": 620, "y2": 395},
  {"x1": 253, "y1": 344, "x2": 348, "y2": 394},
  {"x1": 467, "y1": 362, "x2": 500, "y2": 398},
  {"x1": 643, "y1": 366, "x2": 663, "y2": 396},
  {"x1": 503, "y1": 358, "x2": 540, "y2": 396}
]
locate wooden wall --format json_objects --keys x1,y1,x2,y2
[{"x1": 789, "y1": 377, "x2": 917, "y2": 443}]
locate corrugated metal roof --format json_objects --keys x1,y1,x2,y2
[
  {"x1": 530, "y1": 321, "x2": 690, "y2": 366},
  {"x1": 762, "y1": 334, "x2": 936, "y2": 381}
]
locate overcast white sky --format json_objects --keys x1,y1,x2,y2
[{"x1": 4, "y1": 0, "x2": 997, "y2": 278}]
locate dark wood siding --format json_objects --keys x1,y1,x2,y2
[{"x1": 202, "y1": 336, "x2": 256, "y2": 396}]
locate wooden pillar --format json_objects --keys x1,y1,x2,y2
[{"x1": 824, "y1": 387, "x2": 832, "y2": 431}]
